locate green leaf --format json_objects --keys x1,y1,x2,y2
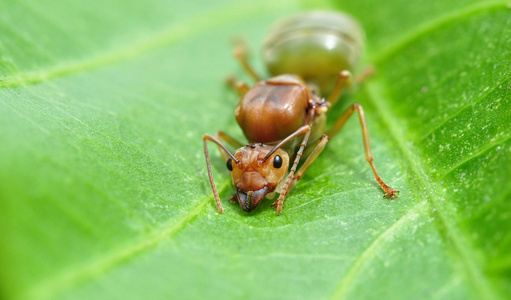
[{"x1": 1, "y1": 0, "x2": 510, "y2": 299}]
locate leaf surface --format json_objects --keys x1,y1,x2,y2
[{"x1": 0, "y1": 0, "x2": 510, "y2": 299}]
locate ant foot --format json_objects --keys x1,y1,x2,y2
[
  {"x1": 271, "y1": 200, "x2": 283, "y2": 214},
  {"x1": 383, "y1": 187, "x2": 399, "y2": 199}
]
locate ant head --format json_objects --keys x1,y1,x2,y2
[{"x1": 226, "y1": 143, "x2": 289, "y2": 212}]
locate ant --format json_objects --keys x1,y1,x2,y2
[{"x1": 203, "y1": 11, "x2": 398, "y2": 214}]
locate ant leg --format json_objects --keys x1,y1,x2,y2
[
  {"x1": 272, "y1": 135, "x2": 330, "y2": 210},
  {"x1": 354, "y1": 66, "x2": 375, "y2": 85},
  {"x1": 233, "y1": 39, "x2": 261, "y2": 82},
  {"x1": 326, "y1": 70, "x2": 352, "y2": 107},
  {"x1": 215, "y1": 131, "x2": 243, "y2": 162},
  {"x1": 287, "y1": 134, "x2": 330, "y2": 192},
  {"x1": 326, "y1": 67, "x2": 375, "y2": 106},
  {"x1": 273, "y1": 126, "x2": 312, "y2": 214},
  {"x1": 203, "y1": 134, "x2": 239, "y2": 213},
  {"x1": 327, "y1": 103, "x2": 399, "y2": 198},
  {"x1": 227, "y1": 76, "x2": 249, "y2": 97},
  {"x1": 217, "y1": 131, "x2": 244, "y2": 148}
]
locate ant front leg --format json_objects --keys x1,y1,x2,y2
[
  {"x1": 272, "y1": 126, "x2": 312, "y2": 214},
  {"x1": 327, "y1": 103, "x2": 399, "y2": 198},
  {"x1": 203, "y1": 134, "x2": 239, "y2": 213},
  {"x1": 288, "y1": 134, "x2": 330, "y2": 192},
  {"x1": 272, "y1": 134, "x2": 330, "y2": 213}
]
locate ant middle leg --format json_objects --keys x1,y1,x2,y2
[
  {"x1": 326, "y1": 70, "x2": 352, "y2": 107},
  {"x1": 326, "y1": 67, "x2": 375, "y2": 106},
  {"x1": 227, "y1": 76, "x2": 249, "y2": 96},
  {"x1": 354, "y1": 66, "x2": 375, "y2": 85},
  {"x1": 327, "y1": 103, "x2": 399, "y2": 198},
  {"x1": 215, "y1": 131, "x2": 243, "y2": 162}
]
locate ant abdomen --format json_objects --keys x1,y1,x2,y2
[{"x1": 262, "y1": 10, "x2": 365, "y2": 95}]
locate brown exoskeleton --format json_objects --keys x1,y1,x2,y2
[{"x1": 203, "y1": 11, "x2": 398, "y2": 214}]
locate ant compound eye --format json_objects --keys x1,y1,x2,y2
[
  {"x1": 273, "y1": 155, "x2": 283, "y2": 169},
  {"x1": 226, "y1": 158, "x2": 233, "y2": 171}
]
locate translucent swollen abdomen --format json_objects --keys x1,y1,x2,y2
[{"x1": 262, "y1": 10, "x2": 364, "y2": 95}]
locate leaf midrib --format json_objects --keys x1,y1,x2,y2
[
  {"x1": 329, "y1": 3, "x2": 509, "y2": 299},
  {"x1": 362, "y1": 79, "x2": 498, "y2": 300}
]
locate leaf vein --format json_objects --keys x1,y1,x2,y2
[
  {"x1": 419, "y1": 73, "x2": 511, "y2": 142},
  {"x1": 440, "y1": 133, "x2": 511, "y2": 179},
  {"x1": 331, "y1": 201, "x2": 428, "y2": 299},
  {"x1": 372, "y1": 1, "x2": 511, "y2": 63},
  {"x1": 25, "y1": 197, "x2": 208, "y2": 300},
  {"x1": 0, "y1": 0, "x2": 294, "y2": 88}
]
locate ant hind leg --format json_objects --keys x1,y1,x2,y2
[
  {"x1": 327, "y1": 103, "x2": 399, "y2": 198},
  {"x1": 233, "y1": 38, "x2": 261, "y2": 82}
]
